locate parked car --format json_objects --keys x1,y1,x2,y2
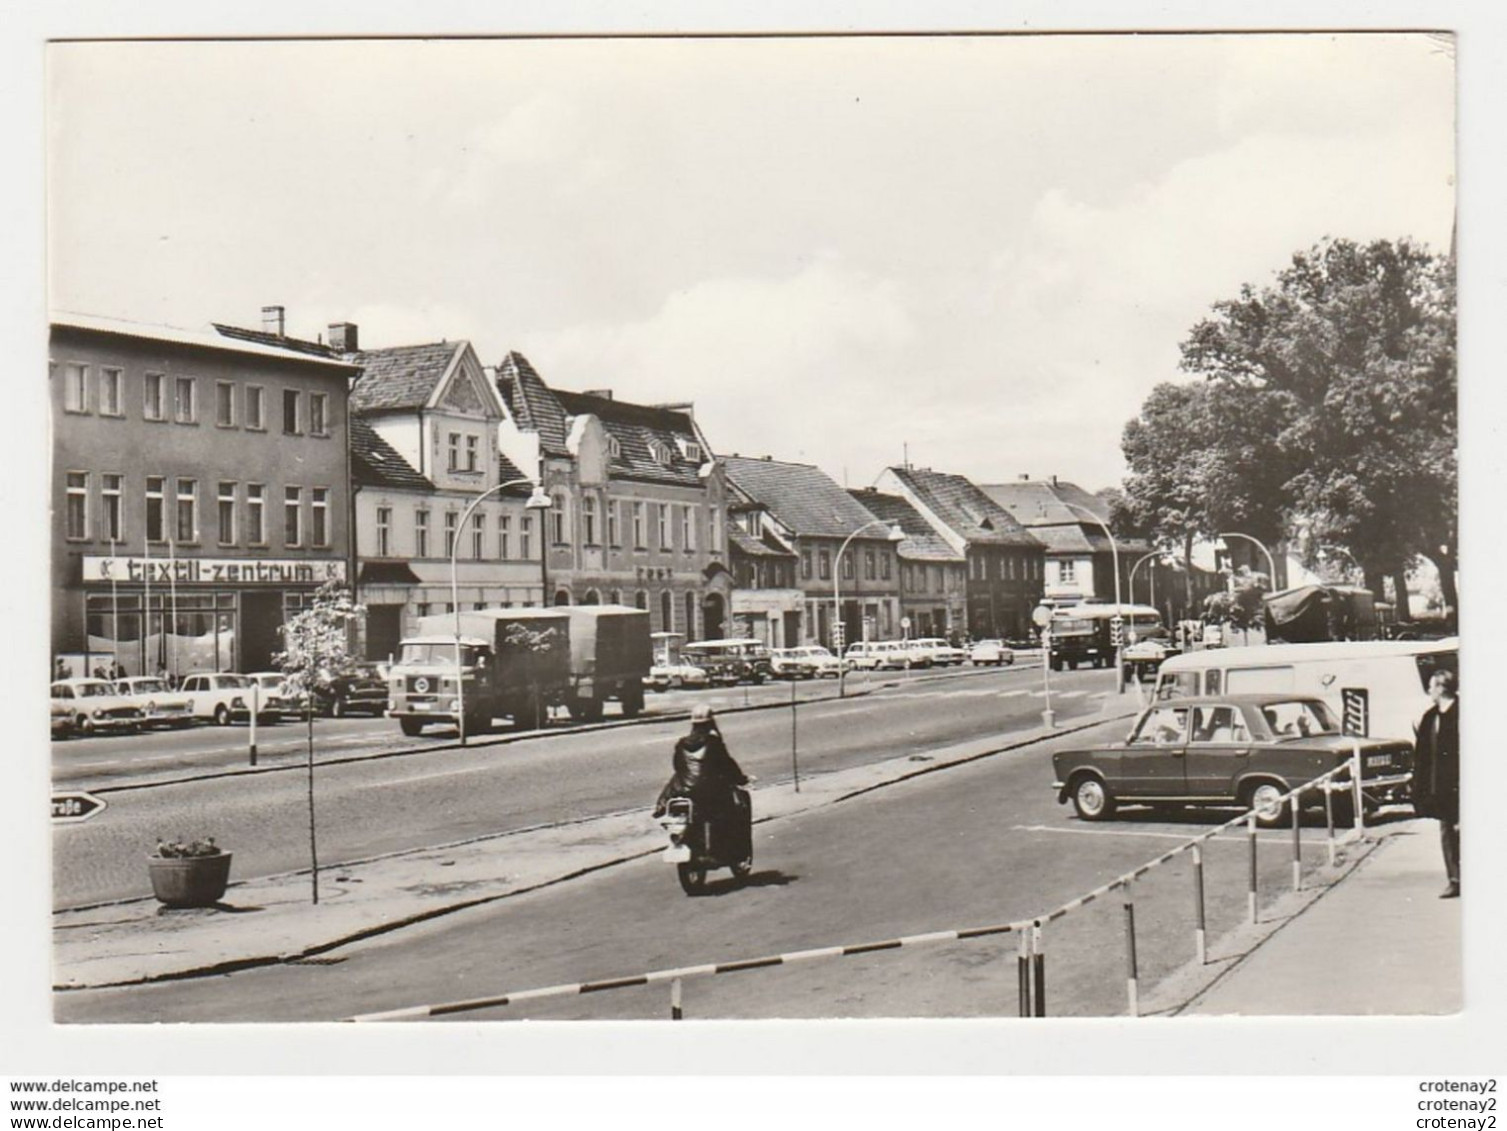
[
  {"x1": 875, "y1": 641, "x2": 929, "y2": 670},
  {"x1": 843, "y1": 642, "x2": 885, "y2": 671},
  {"x1": 968, "y1": 639, "x2": 1014, "y2": 667},
  {"x1": 911, "y1": 637, "x2": 966, "y2": 666},
  {"x1": 247, "y1": 672, "x2": 303, "y2": 720},
  {"x1": 311, "y1": 663, "x2": 390, "y2": 717},
  {"x1": 114, "y1": 676, "x2": 196, "y2": 728},
  {"x1": 647, "y1": 659, "x2": 710, "y2": 691},
  {"x1": 769, "y1": 648, "x2": 818, "y2": 679},
  {"x1": 786, "y1": 644, "x2": 846, "y2": 678},
  {"x1": 50, "y1": 697, "x2": 75, "y2": 739},
  {"x1": 49, "y1": 678, "x2": 145, "y2": 735},
  {"x1": 1121, "y1": 638, "x2": 1178, "y2": 682},
  {"x1": 1050, "y1": 693, "x2": 1413, "y2": 829},
  {"x1": 680, "y1": 639, "x2": 773, "y2": 686},
  {"x1": 177, "y1": 672, "x2": 259, "y2": 726}
]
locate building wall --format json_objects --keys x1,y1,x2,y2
[
  {"x1": 789, "y1": 534, "x2": 901, "y2": 648},
  {"x1": 899, "y1": 558, "x2": 967, "y2": 638},
  {"x1": 50, "y1": 325, "x2": 352, "y2": 675},
  {"x1": 963, "y1": 546, "x2": 1046, "y2": 641}
]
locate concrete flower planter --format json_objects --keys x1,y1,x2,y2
[{"x1": 147, "y1": 852, "x2": 233, "y2": 908}]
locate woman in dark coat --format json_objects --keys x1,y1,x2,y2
[{"x1": 1413, "y1": 669, "x2": 1459, "y2": 897}]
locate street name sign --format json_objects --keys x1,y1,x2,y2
[{"x1": 52, "y1": 791, "x2": 107, "y2": 824}]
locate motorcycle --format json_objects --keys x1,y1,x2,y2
[{"x1": 657, "y1": 787, "x2": 754, "y2": 895}]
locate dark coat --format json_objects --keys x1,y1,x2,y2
[
  {"x1": 654, "y1": 725, "x2": 747, "y2": 815},
  {"x1": 1412, "y1": 699, "x2": 1459, "y2": 822}
]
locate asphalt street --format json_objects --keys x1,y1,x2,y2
[{"x1": 53, "y1": 661, "x2": 1113, "y2": 909}]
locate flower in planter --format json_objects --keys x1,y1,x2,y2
[{"x1": 153, "y1": 836, "x2": 223, "y2": 859}]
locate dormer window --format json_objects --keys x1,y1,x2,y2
[
  {"x1": 606, "y1": 434, "x2": 621, "y2": 459},
  {"x1": 677, "y1": 438, "x2": 702, "y2": 462},
  {"x1": 648, "y1": 439, "x2": 673, "y2": 465}
]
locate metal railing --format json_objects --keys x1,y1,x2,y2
[{"x1": 351, "y1": 746, "x2": 1378, "y2": 1022}]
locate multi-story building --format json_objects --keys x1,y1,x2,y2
[
  {"x1": 722, "y1": 456, "x2": 902, "y2": 650},
  {"x1": 847, "y1": 488, "x2": 967, "y2": 640},
  {"x1": 876, "y1": 466, "x2": 1046, "y2": 641},
  {"x1": 50, "y1": 312, "x2": 359, "y2": 677},
  {"x1": 494, "y1": 353, "x2": 733, "y2": 638},
  {"x1": 726, "y1": 500, "x2": 802, "y2": 646}
]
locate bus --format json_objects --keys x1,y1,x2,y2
[{"x1": 1048, "y1": 603, "x2": 1166, "y2": 672}]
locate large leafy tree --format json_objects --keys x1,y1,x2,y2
[{"x1": 1179, "y1": 237, "x2": 1456, "y2": 617}]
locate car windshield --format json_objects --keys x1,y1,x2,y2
[
  {"x1": 399, "y1": 642, "x2": 482, "y2": 665},
  {"x1": 132, "y1": 679, "x2": 169, "y2": 694},
  {"x1": 1130, "y1": 706, "x2": 1188, "y2": 745},
  {"x1": 77, "y1": 682, "x2": 113, "y2": 698},
  {"x1": 1259, "y1": 699, "x2": 1341, "y2": 738},
  {"x1": 219, "y1": 675, "x2": 252, "y2": 689}
]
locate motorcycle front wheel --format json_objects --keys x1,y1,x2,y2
[{"x1": 677, "y1": 863, "x2": 707, "y2": 895}]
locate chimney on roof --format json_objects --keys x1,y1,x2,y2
[
  {"x1": 327, "y1": 322, "x2": 358, "y2": 352},
  {"x1": 1051, "y1": 474, "x2": 1058, "y2": 487},
  {"x1": 1019, "y1": 473, "x2": 1030, "y2": 481},
  {"x1": 261, "y1": 305, "x2": 285, "y2": 337},
  {"x1": 584, "y1": 389, "x2": 613, "y2": 400}
]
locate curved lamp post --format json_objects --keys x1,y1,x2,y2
[
  {"x1": 1060, "y1": 501, "x2": 1123, "y2": 691},
  {"x1": 452, "y1": 478, "x2": 552, "y2": 746},
  {"x1": 835, "y1": 519, "x2": 905, "y2": 698},
  {"x1": 1127, "y1": 549, "x2": 1168, "y2": 607},
  {"x1": 1218, "y1": 531, "x2": 1277, "y2": 588}
]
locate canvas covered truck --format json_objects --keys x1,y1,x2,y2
[{"x1": 387, "y1": 606, "x2": 650, "y2": 736}]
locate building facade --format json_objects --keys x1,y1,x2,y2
[
  {"x1": 876, "y1": 466, "x2": 1046, "y2": 641},
  {"x1": 495, "y1": 353, "x2": 733, "y2": 639},
  {"x1": 727, "y1": 503, "x2": 803, "y2": 646},
  {"x1": 50, "y1": 314, "x2": 358, "y2": 677},
  {"x1": 723, "y1": 456, "x2": 902, "y2": 650},
  {"x1": 848, "y1": 488, "x2": 967, "y2": 640}
]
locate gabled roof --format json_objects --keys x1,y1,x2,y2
[
  {"x1": 981, "y1": 480, "x2": 1149, "y2": 556},
  {"x1": 211, "y1": 322, "x2": 345, "y2": 361},
  {"x1": 847, "y1": 489, "x2": 963, "y2": 563},
  {"x1": 723, "y1": 456, "x2": 886, "y2": 539},
  {"x1": 885, "y1": 467, "x2": 1042, "y2": 548},
  {"x1": 728, "y1": 527, "x2": 798, "y2": 559},
  {"x1": 52, "y1": 313, "x2": 357, "y2": 373},
  {"x1": 349, "y1": 341, "x2": 465, "y2": 412},
  {"x1": 554, "y1": 388, "x2": 705, "y2": 487},
  {"x1": 350, "y1": 418, "x2": 431, "y2": 491},
  {"x1": 496, "y1": 351, "x2": 571, "y2": 456}
]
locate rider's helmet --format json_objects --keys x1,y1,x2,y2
[{"x1": 690, "y1": 704, "x2": 715, "y2": 725}]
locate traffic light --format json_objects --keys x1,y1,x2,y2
[{"x1": 1110, "y1": 615, "x2": 1124, "y2": 648}]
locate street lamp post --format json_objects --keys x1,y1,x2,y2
[
  {"x1": 1218, "y1": 531, "x2": 1277, "y2": 589},
  {"x1": 1061, "y1": 501, "x2": 1124, "y2": 692},
  {"x1": 452, "y1": 478, "x2": 552, "y2": 747},
  {"x1": 835, "y1": 519, "x2": 904, "y2": 699}
]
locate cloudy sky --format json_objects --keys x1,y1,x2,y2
[{"x1": 47, "y1": 33, "x2": 1454, "y2": 491}]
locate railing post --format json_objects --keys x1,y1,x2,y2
[
  {"x1": 249, "y1": 682, "x2": 259, "y2": 766},
  {"x1": 1017, "y1": 928, "x2": 1032, "y2": 1017},
  {"x1": 1122, "y1": 882, "x2": 1139, "y2": 1017},
  {"x1": 1291, "y1": 785, "x2": 1304, "y2": 892},
  {"x1": 1350, "y1": 741, "x2": 1365, "y2": 833},
  {"x1": 1323, "y1": 779, "x2": 1337, "y2": 867},
  {"x1": 1191, "y1": 844, "x2": 1207, "y2": 965},
  {"x1": 1247, "y1": 813, "x2": 1259, "y2": 925},
  {"x1": 1032, "y1": 921, "x2": 1046, "y2": 1018},
  {"x1": 790, "y1": 678, "x2": 800, "y2": 793},
  {"x1": 670, "y1": 977, "x2": 683, "y2": 1021}
]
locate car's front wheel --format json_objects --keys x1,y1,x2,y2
[
  {"x1": 1071, "y1": 775, "x2": 1115, "y2": 821},
  {"x1": 213, "y1": 704, "x2": 231, "y2": 727},
  {"x1": 1246, "y1": 781, "x2": 1291, "y2": 829}
]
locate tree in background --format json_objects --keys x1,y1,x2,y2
[{"x1": 1180, "y1": 237, "x2": 1456, "y2": 619}]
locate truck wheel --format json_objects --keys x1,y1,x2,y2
[
  {"x1": 399, "y1": 718, "x2": 425, "y2": 737},
  {"x1": 621, "y1": 682, "x2": 644, "y2": 718}
]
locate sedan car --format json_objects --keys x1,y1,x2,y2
[
  {"x1": 1121, "y1": 638, "x2": 1178, "y2": 682},
  {"x1": 768, "y1": 648, "x2": 818, "y2": 679},
  {"x1": 49, "y1": 679, "x2": 145, "y2": 735},
  {"x1": 178, "y1": 672, "x2": 259, "y2": 726},
  {"x1": 114, "y1": 676, "x2": 196, "y2": 728},
  {"x1": 312, "y1": 663, "x2": 391, "y2": 717},
  {"x1": 911, "y1": 638, "x2": 967, "y2": 666},
  {"x1": 968, "y1": 639, "x2": 1014, "y2": 666},
  {"x1": 248, "y1": 672, "x2": 304, "y2": 721},
  {"x1": 1051, "y1": 694, "x2": 1413, "y2": 829},
  {"x1": 647, "y1": 661, "x2": 710, "y2": 692}
]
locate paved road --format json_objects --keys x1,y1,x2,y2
[
  {"x1": 56, "y1": 715, "x2": 1323, "y2": 1023},
  {"x1": 53, "y1": 662, "x2": 1108, "y2": 909}
]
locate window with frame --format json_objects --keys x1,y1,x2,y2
[
  {"x1": 864, "y1": 549, "x2": 876, "y2": 580},
  {"x1": 656, "y1": 504, "x2": 668, "y2": 549},
  {"x1": 311, "y1": 488, "x2": 330, "y2": 548},
  {"x1": 100, "y1": 474, "x2": 123, "y2": 542},
  {"x1": 551, "y1": 496, "x2": 567, "y2": 544},
  {"x1": 606, "y1": 500, "x2": 619, "y2": 547},
  {"x1": 143, "y1": 373, "x2": 166, "y2": 421},
  {"x1": 176, "y1": 479, "x2": 198, "y2": 543},
  {"x1": 444, "y1": 511, "x2": 458, "y2": 558},
  {"x1": 801, "y1": 548, "x2": 813, "y2": 580},
  {"x1": 818, "y1": 549, "x2": 831, "y2": 580},
  {"x1": 62, "y1": 363, "x2": 89, "y2": 413},
  {"x1": 606, "y1": 434, "x2": 621, "y2": 459},
  {"x1": 583, "y1": 496, "x2": 598, "y2": 545},
  {"x1": 632, "y1": 502, "x2": 645, "y2": 549},
  {"x1": 217, "y1": 481, "x2": 237, "y2": 546},
  {"x1": 283, "y1": 389, "x2": 301, "y2": 435},
  {"x1": 309, "y1": 393, "x2": 328, "y2": 437},
  {"x1": 681, "y1": 505, "x2": 695, "y2": 551},
  {"x1": 470, "y1": 511, "x2": 484, "y2": 558},
  {"x1": 216, "y1": 382, "x2": 236, "y2": 427},
  {"x1": 414, "y1": 510, "x2": 430, "y2": 557},
  {"x1": 144, "y1": 477, "x2": 165, "y2": 543},
  {"x1": 174, "y1": 376, "x2": 196, "y2": 423},
  {"x1": 465, "y1": 434, "x2": 478, "y2": 471},
  {"x1": 497, "y1": 514, "x2": 510, "y2": 559},
  {"x1": 881, "y1": 550, "x2": 892, "y2": 580},
  {"x1": 376, "y1": 506, "x2": 392, "y2": 557},
  {"x1": 447, "y1": 433, "x2": 461, "y2": 471},
  {"x1": 709, "y1": 507, "x2": 721, "y2": 551},
  {"x1": 841, "y1": 553, "x2": 854, "y2": 580},
  {"x1": 283, "y1": 486, "x2": 301, "y2": 547},
  {"x1": 1059, "y1": 559, "x2": 1076, "y2": 583},
  {"x1": 246, "y1": 484, "x2": 265, "y2": 545},
  {"x1": 520, "y1": 515, "x2": 532, "y2": 559},
  {"x1": 99, "y1": 368, "x2": 122, "y2": 416},
  {"x1": 65, "y1": 472, "x2": 88, "y2": 539},
  {"x1": 246, "y1": 386, "x2": 265, "y2": 430}
]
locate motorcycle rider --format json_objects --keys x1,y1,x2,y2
[{"x1": 653, "y1": 705, "x2": 751, "y2": 859}]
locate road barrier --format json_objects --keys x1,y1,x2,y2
[{"x1": 350, "y1": 748, "x2": 1375, "y2": 1023}]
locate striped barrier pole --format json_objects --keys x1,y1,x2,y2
[
  {"x1": 670, "y1": 976, "x2": 683, "y2": 1020},
  {"x1": 1291, "y1": 784, "x2": 1304, "y2": 892},
  {"x1": 1191, "y1": 843, "x2": 1207, "y2": 966},
  {"x1": 1350, "y1": 742, "x2": 1365, "y2": 833},
  {"x1": 1121, "y1": 881, "x2": 1139, "y2": 1017},
  {"x1": 1031, "y1": 921, "x2": 1046, "y2": 1018},
  {"x1": 1323, "y1": 779, "x2": 1338, "y2": 866},
  {"x1": 790, "y1": 680, "x2": 801, "y2": 793},
  {"x1": 1247, "y1": 813, "x2": 1259, "y2": 924},
  {"x1": 1017, "y1": 929, "x2": 1031, "y2": 1017}
]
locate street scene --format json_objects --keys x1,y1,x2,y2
[{"x1": 42, "y1": 31, "x2": 1459, "y2": 1032}]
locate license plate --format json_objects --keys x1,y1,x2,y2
[{"x1": 1365, "y1": 754, "x2": 1392, "y2": 769}]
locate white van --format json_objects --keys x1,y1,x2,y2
[{"x1": 1152, "y1": 639, "x2": 1457, "y2": 743}]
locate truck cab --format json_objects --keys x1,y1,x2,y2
[{"x1": 386, "y1": 634, "x2": 495, "y2": 737}]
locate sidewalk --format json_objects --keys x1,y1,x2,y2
[{"x1": 1180, "y1": 818, "x2": 1462, "y2": 1016}]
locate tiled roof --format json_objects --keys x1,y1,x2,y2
[
  {"x1": 211, "y1": 322, "x2": 344, "y2": 360},
  {"x1": 886, "y1": 467, "x2": 1043, "y2": 548},
  {"x1": 728, "y1": 527, "x2": 797, "y2": 559},
  {"x1": 349, "y1": 342, "x2": 463, "y2": 412},
  {"x1": 51, "y1": 313, "x2": 357, "y2": 372},
  {"x1": 554, "y1": 389, "x2": 705, "y2": 487},
  {"x1": 496, "y1": 351, "x2": 571, "y2": 456},
  {"x1": 723, "y1": 456, "x2": 886, "y2": 539},
  {"x1": 497, "y1": 451, "x2": 530, "y2": 488},
  {"x1": 982, "y1": 481, "x2": 1149, "y2": 555},
  {"x1": 350, "y1": 418, "x2": 431, "y2": 491},
  {"x1": 847, "y1": 489, "x2": 963, "y2": 563}
]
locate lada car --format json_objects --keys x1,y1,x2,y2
[
  {"x1": 843, "y1": 642, "x2": 885, "y2": 671},
  {"x1": 911, "y1": 637, "x2": 966, "y2": 666},
  {"x1": 1050, "y1": 694, "x2": 1412, "y2": 829},
  {"x1": 49, "y1": 678, "x2": 145, "y2": 735},
  {"x1": 311, "y1": 662, "x2": 391, "y2": 717},
  {"x1": 968, "y1": 639, "x2": 1014, "y2": 666},
  {"x1": 769, "y1": 648, "x2": 818, "y2": 679},
  {"x1": 787, "y1": 644, "x2": 846, "y2": 678},
  {"x1": 178, "y1": 672, "x2": 260, "y2": 726},
  {"x1": 114, "y1": 676, "x2": 196, "y2": 728}
]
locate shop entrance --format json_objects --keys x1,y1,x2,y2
[
  {"x1": 240, "y1": 591, "x2": 283, "y2": 673},
  {"x1": 365, "y1": 604, "x2": 403, "y2": 663}
]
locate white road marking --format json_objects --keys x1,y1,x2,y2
[{"x1": 1014, "y1": 823, "x2": 1289, "y2": 842}]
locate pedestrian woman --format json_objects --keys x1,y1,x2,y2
[{"x1": 1413, "y1": 669, "x2": 1460, "y2": 898}]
